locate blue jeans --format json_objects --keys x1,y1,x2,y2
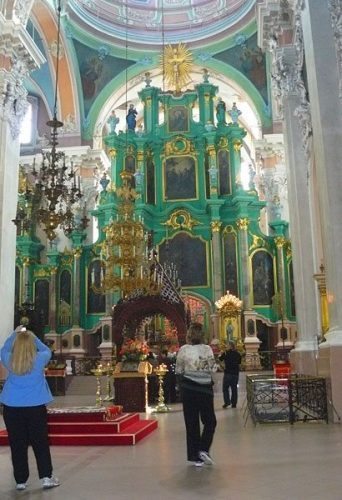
[{"x1": 222, "y1": 373, "x2": 239, "y2": 407}]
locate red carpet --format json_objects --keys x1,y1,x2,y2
[{"x1": 0, "y1": 407, "x2": 158, "y2": 446}]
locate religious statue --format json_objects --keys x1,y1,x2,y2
[
  {"x1": 107, "y1": 110, "x2": 119, "y2": 134},
  {"x1": 228, "y1": 102, "x2": 242, "y2": 124},
  {"x1": 202, "y1": 68, "x2": 210, "y2": 83},
  {"x1": 161, "y1": 43, "x2": 193, "y2": 95},
  {"x1": 126, "y1": 104, "x2": 138, "y2": 132},
  {"x1": 226, "y1": 320, "x2": 234, "y2": 341},
  {"x1": 216, "y1": 97, "x2": 226, "y2": 125}
]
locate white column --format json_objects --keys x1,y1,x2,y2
[
  {"x1": 0, "y1": 12, "x2": 44, "y2": 352},
  {"x1": 302, "y1": 0, "x2": 342, "y2": 344},
  {"x1": 276, "y1": 46, "x2": 319, "y2": 373}
]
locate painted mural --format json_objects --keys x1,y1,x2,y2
[
  {"x1": 159, "y1": 233, "x2": 207, "y2": 287},
  {"x1": 214, "y1": 34, "x2": 268, "y2": 104},
  {"x1": 164, "y1": 156, "x2": 197, "y2": 200},
  {"x1": 73, "y1": 40, "x2": 135, "y2": 115},
  {"x1": 252, "y1": 251, "x2": 274, "y2": 305}
]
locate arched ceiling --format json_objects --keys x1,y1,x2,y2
[{"x1": 65, "y1": 0, "x2": 256, "y2": 49}]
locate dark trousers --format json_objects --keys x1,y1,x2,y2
[
  {"x1": 223, "y1": 373, "x2": 239, "y2": 407},
  {"x1": 182, "y1": 388, "x2": 217, "y2": 461},
  {"x1": 3, "y1": 405, "x2": 53, "y2": 484}
]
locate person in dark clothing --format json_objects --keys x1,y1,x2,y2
[
  {"x1": 219, "y1": 340, "x2": 241, "y2": 409},
  {"x1": 176, "y1": 323, "x2": 217, "y2": 467}
]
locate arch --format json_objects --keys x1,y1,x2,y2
[{"x1": 112, "y1": 295, "x2": 187, "y2": 351}]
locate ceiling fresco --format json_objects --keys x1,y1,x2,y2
[{"x1": 66, "y1": 0, "x2": 256, "y2": 48}]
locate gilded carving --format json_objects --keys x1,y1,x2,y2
[
  {"x1": 211, "y1": 221, "x2": 222, "y2": 233},
  {"x1": 164, "y1": 209, "x2": 201, "y2": 231},
  {"x1": 233, "y1": 139, "x2": 242, "y2": 152},
  {"x1": 223, "y1": 225, "x2": 236, "y2": 235},
  {"x1": 236, "y1": 218, "x2": 249, "y2": 231},
  {"x1": 34, "y1": 268, "x2": 51, "y2": 278},
  {"x1": 249, "y1": 235, "x2": 265, "y2": 252},
  {"x1": 218, "y1": 137, "x2": 228, "y2": 149},
  {"x1": 275, "y1": 236, "x2": 286, "y2": 248},
  {"x1": 164, "y1": 136, "x2": 194, "y2": 156},
  {"x1": 73, "y1": 247, "x2": 83, "y2": 258},
  {"x1": 108, "y1": 148, "x2": 117, "y2": 158}
]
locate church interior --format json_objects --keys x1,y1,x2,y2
[{"x1": 1, "y1": 0, "x2": 342, "y2": 497}]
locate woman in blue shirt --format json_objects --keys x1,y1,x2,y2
[{"x1": 0, "y1": 326, "x2": 59, "y2": 491}]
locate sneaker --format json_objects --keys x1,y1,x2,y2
[
  {"x1": 16, "y1": 483, "x2": 26, "y2": 491},
  {"x1": 42, "y1": 476, "x2": 60, "y2": 489},
  {"x1": 222, "y1": 404, "x2": 230, "y2": 409},
  {"x1": 194, "y1": 460, "x2": 204, "y2": 467},
  {"x1": 199, "y1": 451, "x2": 214, "y2": 465}
]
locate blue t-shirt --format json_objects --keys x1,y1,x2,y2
[{"x1": 0, "y1": 332, "x2": 53, "y2": 407}]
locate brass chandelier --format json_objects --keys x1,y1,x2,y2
[
  {"x1": 92, "y1": 170, "x2": 161, "y2": 297},
  {"x1": 14, "y1": 0, "x2": 88, "y2": 241}
]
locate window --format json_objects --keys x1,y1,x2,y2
[{"x1": 19, "y1": 96, "x2": 38, "y2": 149}]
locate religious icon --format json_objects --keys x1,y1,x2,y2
[
  {"x1": 161, "y1": 43, "x2": 193, "y2": 94},
  {"x1": 126, "y1": 104, "x2": 138, "y2": 131},
  {"x1": 168, "y1": 106, "x2": 188, "y2": 132},
  {"x1": 107, "y1": 110, "x2": 119, "y2": 134}
]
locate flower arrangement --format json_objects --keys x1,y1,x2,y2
[{"x1": 119, "y1": 339, "x2": 149, "y2": 362}]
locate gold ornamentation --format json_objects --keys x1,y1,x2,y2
[
  {"x1": 223, "y1": 225, "x2": 236, "y2": 235},
  {"x1": 137, "y1": 150, "x2": 144, "y2": 162},
  {"x1": 108, "y1": 148, "x2": 116, "y2": 158},
  {"x1": 249, "y1": 234, "x2": 265, "y2": 252},
  {"x1": 206, "y1": 144, "x2": 216, "y2": 157},
  {"x1": 275, "y1": 236, "x2": 286, "y2": 248},
  {"x1": 204, "y1": 93, "x2": 210, "y2": 102},
  {"x1": 164, "y1": 136, "x2": 194, "y2": 156},
  {"x1": 164, "y1": 209, "x2": 201, "y2": 231},
  {"x1": 233, "y1": 139, "x2": 242, "y2": 152},
  {"x1": 236, "y1": 218, "x2": 249, "y2": 231},
  {"x1": 50, "y1": 266, "x2": 58, "y2": 275},
  {"x1": 22, "y1": 257, "x2": 32, "y2": 266},
  {"x1": 73, "y1": 247, "x2": 83, "y2": 258},
  {"x1": 211, "y1": 221, "x2": 222, "y2": 233},
  {"x1": 161, "y1": 43, "x2": 193, "y2": 94},
  {"x1": 34, "y1": 267, "x2": 51, "y2": 278},
  {"x1": 215, "y1": 291, "x2": 243, "y2": 317},
  {"x1": 146, "y1": 96, "x2": 152, "y2": 107},
  {"x1": 218, "y1": 137, "x2": 228, "y2": 148}
]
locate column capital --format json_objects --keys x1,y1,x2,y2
[{"x1": 0, "y1": 14, "x2": 45, "y2": 139}]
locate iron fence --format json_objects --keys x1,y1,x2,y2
[{"x1": 245, "y1": 373, "x2": 328, "y2": 425}]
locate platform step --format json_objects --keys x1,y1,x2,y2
[
  {"x1": 0, "y1": 413, "x2": 158, "y2": 446},
  {"x1": 48, "y1": 413, "x2": 140, "y2": 434}
]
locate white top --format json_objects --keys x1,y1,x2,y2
[{"x1": 175, "y1": 344, "x2": 217, "y2": 385}]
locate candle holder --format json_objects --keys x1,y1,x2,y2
[
  {"x1": 91, "y1": 364, "x2": 104, "y2": 407},
  {"x1": 103, "y1": 361, "x2": 115, "y2": 403},
  {"x1": 151, "y1": 363, "x2": 170, "y2": 413}
]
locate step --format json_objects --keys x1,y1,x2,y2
[
  {"x1": 48, "y1": 413, "x2": 140, "y2": 434},
  {"x1": 0, "y1": 419, "x2": 158, "y2": 446},
  {"x1": 48, "y1": 420, "x2": 158, "y2": 446}
]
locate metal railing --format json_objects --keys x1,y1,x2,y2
[{"x1": 244, "y1": 373, "x2": 328, "y2": 425}]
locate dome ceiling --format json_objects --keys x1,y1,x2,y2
[{"x1": 66, "y1": 0, "x2": 256, "y2": 49}]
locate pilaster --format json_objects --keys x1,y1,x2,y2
[{"x1": 0, "y1": 11, "x2": 44, "y2": 344}]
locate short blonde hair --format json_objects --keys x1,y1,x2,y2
[
  {"x1": 186, "y1": 322, "x2": 205, "y2": 345},
  {"x1": 10, "y1": 330, "x2": 37, "y2": 375}
]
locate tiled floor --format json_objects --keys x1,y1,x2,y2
[{"x1": 1, "y1": 373, "x2": 342, "y2": 499}]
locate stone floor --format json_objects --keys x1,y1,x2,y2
[{"x1": 1, "y1": 373, "x2": 342, "y2": 499}]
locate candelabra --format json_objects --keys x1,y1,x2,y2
[
  {"x1": 91, "y1": 364, "x2": 104, "y2": 407},
  {"x1": 92, "y1": 170, "x2": 161, "y2": 297},
  {"x1": 103, "y1": 361, "x2": 115, "y2": 402},
  {"x1": 151, "y1": 364, "x2": 170, "y2": 413},
  {"x1": 13, "y1": 0, "x2": 89, "y2": 241}
]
